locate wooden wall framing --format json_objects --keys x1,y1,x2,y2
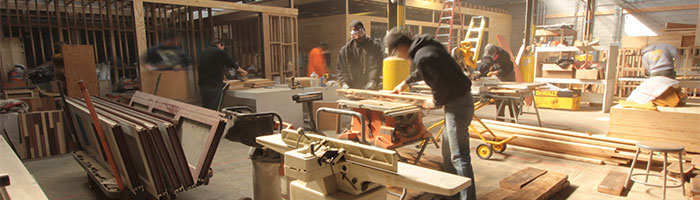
[
  {"x1": 133, "y1": 0, "x2": 299, "y2": 100},
  {"x1": 0, "y1": 0, "x2": 139, "y2": 81}
]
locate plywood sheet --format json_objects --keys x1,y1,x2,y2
[
  {"x1": 608, "y1": 104, "x2": 700, "y2": 153},
  {"x1": 62, "y1": 45, "x2": 99, "y2": 98}
]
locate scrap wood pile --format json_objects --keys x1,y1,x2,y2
[
  {"x1": 470, "y1": 119, "x2": 697, "y2": 166},
  {"x1": 65, "y1": 91, "x2": 226, "y2": 198},
  {"x1": 224, "y1": 78, "x2": 274, "y2": 90},
  {"x1": 482, "y1": 167, "x2": 570, "y2": 200}
]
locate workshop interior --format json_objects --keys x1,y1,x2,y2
[{"x1": 1, "y1": 0, "x2": 700, "y2": 200}]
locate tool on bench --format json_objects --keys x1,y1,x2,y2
[
  {"x1": 293, "y1": 91, "x2": 323, "y2": 133},
  {"x1": 256, "y1": 128, "x2": 472, "y2": 200}
]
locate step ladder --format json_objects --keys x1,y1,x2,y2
[
  {"x1": 460, "y1": 16, "x2": 487, "y2": 69},
  {"x1": 434, "y1": 0, "x2": 464, "y2": 50}
]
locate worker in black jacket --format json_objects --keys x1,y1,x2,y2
[
  {"x1": 477, "y1": 44, "x2": 517, "y2": 121},
  {"x1": 387, "y1": 28, "x2": 475, "y2": 200},
  {"x1": 197, "y1": 39, "x2": 247, "y2": 110},
  {"x1": 337, "y1": 20, "x2": 383, "y2": 90},
  {"x1": 476, "y1": 44, "x2": 515, "y2": 81}
]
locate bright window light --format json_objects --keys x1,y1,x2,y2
[{"x1": 624, "y1": 14, "x2": 657, "y2": 37}]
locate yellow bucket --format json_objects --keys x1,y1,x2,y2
[{"x1": 382, "y1": 56, "x2": 411, "y2": 91}]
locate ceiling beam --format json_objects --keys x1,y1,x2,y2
[
  {"x1": 546, "y1": 4, "x2": 698, "y2": 19},
  {"x1": 142, "y1": 0, "x2": 298, "y2": 16}
]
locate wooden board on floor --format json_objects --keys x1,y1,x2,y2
[
  {"x1": 608, "y1": 104, "x2": 700, "y2": 153},
  {"x1": 500, "y1": 167, "x2": 548, "y2": 190},
  {"x1": 62, "y1": 45, "x2": 99, "y2": 98},
  {"x1": 504, "y1": 171, "x2": 569, "y2": 200},
  {"x1": 482, "y1": 188, "x2": 517, "y2": 200},
  {"x1": 597, "y1": 171, "x2": 628, "y2": 196}
]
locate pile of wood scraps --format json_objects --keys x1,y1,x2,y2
[
  {"x1": 224, "y1": 78, "x2": 275, "y2": 90},
  {"x1": 66, "y1": 91, "x2": 227, "y2": 198},
  {"x1": 470, "y1": 119, "x2": 697, "y2": 166},
  {"x1": 483, "y1": 167, "x2": 570, "y2": 200}
]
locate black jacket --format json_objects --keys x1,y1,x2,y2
[
  {"x1": 476, "y1": 46, "x2": 515, "y2": 81},
  {"x1": 197, "y1": 45, "x2": 239, "y2": 87},
  {"x1": 337, "y1": 37, "x2": 383, "y2": 89},
  {"x1": 405, "y1": 35, "x2": 471, "y2": 106}
]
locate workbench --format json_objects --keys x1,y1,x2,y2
[{"x1": 222, "y1": 85, "x2": 341, "y2": 127}]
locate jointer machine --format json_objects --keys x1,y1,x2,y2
[{"x1": 256, "y1": 128, "x2": 471, "y2": 200}]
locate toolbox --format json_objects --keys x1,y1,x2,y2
[{"x1": 534, "y1": 89, "x2": 581, "y2": 111}]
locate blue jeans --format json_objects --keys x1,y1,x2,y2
[{"x1": 442, "y1": 93, "x2": 475, "y2": 200}]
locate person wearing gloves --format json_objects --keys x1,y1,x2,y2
[
  {"x1": 337, "y1": 20, "x2": 383, "y2": 90},
  {"x1": 476, "y1": 44, "x2": 515, "y2": 82},
  {"x1": 386, "y1": 28, "x2": 476, "y2": 200}
]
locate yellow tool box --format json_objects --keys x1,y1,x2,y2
[{"x1": 534, "y1": 89, "x2": 581, "y2": 111}]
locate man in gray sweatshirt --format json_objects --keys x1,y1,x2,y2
[{"x1": 641, "y1": 43, "x2": 679, "y2": 79}]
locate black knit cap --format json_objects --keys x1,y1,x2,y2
[
  {"x1": 383, "y1": 27, "x2": 413, "y2": 52},
  {"x1": 349, "y1": 20, "x2": 364, "y2": 29}
]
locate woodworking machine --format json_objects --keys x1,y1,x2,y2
[
  {"x1": 318, "y1": 99, "x2": 431, "y2": 149},
  {"x1": 256, "y1": 129, "x2": 471, "y2": 200}
]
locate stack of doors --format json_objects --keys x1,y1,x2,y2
[{"x1": 66, "y1": 91, "x2": 227, "y2": 199}]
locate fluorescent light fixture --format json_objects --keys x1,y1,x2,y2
[{"x1": 624, "y1": 14, "x2": 657, "y2": 37}]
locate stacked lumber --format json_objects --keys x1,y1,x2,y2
[
  {"x1": 470, "y1": 119, "x2": 692, "y2": 166},
  {"x1": 224, "y1": 78, "x2": 275, "y2": 90},
  {"x1": 608, "y1": 104, "x2": 700, "y2": 153},
  {"x1": 66, "y1": 92, "x2": 227, "y2": 198},
  {"x1": 336, "y1": 89, "x2": 433, "y2": 106},
  {"x1": 482, "y1": 167, "x2": 569, "y2": 200},
  {"x1": 16, "y1": 110, "x2": 73, "y2": 159},
  {"x1": 17, "y1": 97, "x2": 57, "y2": 112}
]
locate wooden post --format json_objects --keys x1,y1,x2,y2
[
  {"x1": 261, "y1": 12, "x2": 271, "y2": 80},
  {"x1": 696, "y1": 0, "x2": 700, "y2": 46},
  {"x1": 133, "y1": 0, "x2": 148, "y2": 90},
  {"x1": 603, "y1": 43, "x2": 619, "y2": 113}
]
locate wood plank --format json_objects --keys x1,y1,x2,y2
[
  {"x1": 508, "y1": 145, "x2": 605, "y2": 165},
  {"x1": 499, "y1": 167, "x2": 548, "y2": 190},
  {"x1": 0, "y1": 137, "x2": 49, "y2": 200},
  {"x1": 693, "y1": 155, "x2": 700, "y2": 170},
  {"x1": 608, "y1": 104, "x2": 700, "y2": 153},
  {"x1": 481, "y1": 188, "x2": 516, "y2": 200},
  {"x1": 597, "y1": 171, "x2": 627, "y2": 196},
  {"x1": 504, "y1": 171, "x2": 569, "y2": 200}
]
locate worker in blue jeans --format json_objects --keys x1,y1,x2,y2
[{"x1": 386, "y1": 28, "x2": 476, "y2": 200}]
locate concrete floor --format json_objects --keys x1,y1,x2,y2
[{"x1": 23, "y1": 104, "x2": 684, "y2": 200}]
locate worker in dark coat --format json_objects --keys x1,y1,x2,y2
[
  {"x1": 386, "y1": 28, "x2": 476, "y2": 200},
  {"x1": 337, "y1": 20, "x2": 383, "y2": 90},
  {"x1": 477, "y1": 44, "x2": 517, "y2": 121},
  {"x1": 476, "y1": 44, "x2": 515, "y2": 82},
  {"x1": 197, "y1": 39, "x2": 247, "y2": 110}
]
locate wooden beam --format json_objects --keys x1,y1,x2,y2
[
  {"x1": 141, "y1": 0, "x2": 297, "y2": 16},
  {"x1": 133, "y1": 0, "x2": 147, "y2": 90},
  {"x1": 547, "y1": 4, "x2": 699, "y2": 19},
  {"x1": 696, "y1": 0, "x2": 700, "y2": 46}
]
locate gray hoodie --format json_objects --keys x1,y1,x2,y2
[{"x1": 641, "y1": 43, "x2": 679, "y2": 74}]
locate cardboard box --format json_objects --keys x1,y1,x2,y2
[
  {"x1": 534, "y1": 89, "x2": 581, "y2": 111},
  {"x1": 312, "y1": 101, "x2": 338, "y2": 131},
  {"x1": 542, "y1": 64, "x2": 575, "y2": 78},
  {"x1": 575, "y1": 69, "x2": 600, "y2": 80}
]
